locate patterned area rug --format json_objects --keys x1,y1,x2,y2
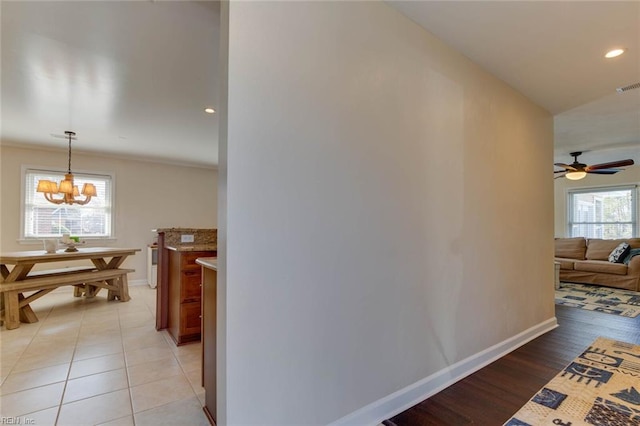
[
  {"x1": 504, "y1": 337, "x2": 640, "y2": 425},
  {"x1": 555, "y1": 283, "x2": 640, "y2": 318}
]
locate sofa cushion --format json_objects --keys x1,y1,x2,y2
[
  {"x1": 626, "y1": 238, "x2": 640, "y2": 249},
  {"x1": 555, "y1": 238, "x2": 586, "y2": 260},
  {"x1": 586, "y1": 239, "x2": 628, "y2": 260},
  {"x1": 608, "y1": 242, "x2": 631, "y2": 263},
  {"x1": 574, "y1": 260, "x2": 628, "y2": 276},
  {"x1": 555, "y1": 258, "x2": 576, "y2": 270}
]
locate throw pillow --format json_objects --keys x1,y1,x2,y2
[
  {"x1": 623, "y1": 248, "x2": 640, "y2": 265},
  {"x1": 608, "y1": 242, "x2": 631, "y2": 263}
]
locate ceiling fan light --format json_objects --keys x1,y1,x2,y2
[{"x1": 565, "y1": 171, "x2": 587, "y2": 180}]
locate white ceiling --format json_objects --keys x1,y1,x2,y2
[
  {"x1": 2, "y1": 1, "x2": 639, "y2": 168},
  {"x1": 388, "y1": 1, "x2": 640, "y2": 166},
  {"x1": 1, "y1": 1, "x2": 220, "y2": 168}
]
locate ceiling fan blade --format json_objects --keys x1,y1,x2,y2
[
  {"x1": 554, "y1": 163, "x2": 577, "y2": 171},
  {"x1": 585, "y1": 159, "x2": 634, "y2": 171},
  {"x1": 586, "y1": 169, "x2": 621, "y2": 175},
  {"x1": 554, "y1": 174, "x2": 566, "y2": 179}
]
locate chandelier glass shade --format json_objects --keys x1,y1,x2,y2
[{"x1": 36, "y1": 131, "x2": 97, "y2": 205}]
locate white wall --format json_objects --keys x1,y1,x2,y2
[
  {"x1": 0, "y1": 144, "x2": 217, "y2": 281},
  {"x1": 554, "y1": 165, "x2": 640, "y2": 237},
  {"x1": 219, "y1": 1, "x2": 554, "y2": 425}
]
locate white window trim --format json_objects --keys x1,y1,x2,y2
[
  {"x1": 20, "y1": 164, "x2": 117, "y2": 243},
  {"x1": 566, "y1": 183, "x2": 639, "y2": 238}
]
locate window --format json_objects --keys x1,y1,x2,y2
[
  {"x1": 567, "y1": 185, "x2": 638, "y2": 239},
  {"x1": 23, "y1": 168, "x2": 114, "y2": 239}
]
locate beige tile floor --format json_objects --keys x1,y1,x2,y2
[{"x1": 0, "y1": 285, "x2": 209, "y2": 425}]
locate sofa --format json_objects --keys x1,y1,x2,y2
[{"x1": 554, "y1": 237, "x2": 640, "y2": 292}]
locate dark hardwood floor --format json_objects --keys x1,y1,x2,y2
[{"x1": 384, "y1": 304, "x2": 640, "y2": 425}]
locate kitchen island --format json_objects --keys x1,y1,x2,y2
[{"x1": 154, "y1": 228, "x2": 216, "y2": 345}]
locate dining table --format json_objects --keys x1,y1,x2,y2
[{"x1": 0, "y1": 247, "x2": 140, "y2": 330}]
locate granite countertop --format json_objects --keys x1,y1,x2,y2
[
  {"x1": 153, "y1": 228, "x2": 217, "y2": 249},
  {"x1": 165, "y1": 244, "x2": 217, "y2": 252},
  {"x1": 153, "y1": 227, "x2": 215, "y2": 233},
  {"x1": 196, "y1": 257, "x2": 217, "y2": 270}
]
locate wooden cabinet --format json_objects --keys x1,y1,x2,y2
[
  {"x1": 167, "y1": 250, "x2": 216, "y2": 345},
  {"x1": 197, "y1": 258, "x2": 217, "y2": 425}
]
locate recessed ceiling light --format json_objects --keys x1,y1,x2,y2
[
  {"x1": 204, "y1": 107, "x2": 216, "y2": 114},
  {"x1": 605, "y1": 48, "x2": 626, "y2": 59}
]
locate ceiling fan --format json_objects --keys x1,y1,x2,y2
[{"x1": 554, "y1": 152, "x2": 635, "y2": 180}]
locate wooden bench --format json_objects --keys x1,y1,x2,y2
[
  {"x1": 26, "y1": 266, "x2": 97, "y2": 297},
  {"x1": 1, "y1": 268, "x2": 134, "y2": 329},
  {"x1": 26, "y1": 266, "x2": 98, "y2": 277}
]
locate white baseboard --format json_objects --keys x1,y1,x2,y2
[
  {"x1": 129, "y1": 278, "x2": 150, "y2": 287},
  {"x1": 330, "y1": 316, "x2": 558, "y2": 426}
]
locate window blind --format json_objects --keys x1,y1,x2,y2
[{"x1": 567, "y1": 185, "x2": 638, "y2": 239}]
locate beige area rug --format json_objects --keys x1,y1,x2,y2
[
  {"x1": 555, "y1": 282, "x2": 640, "y2": 318},
  {"x1": 504, "y1": 337, "x2": 640, "y2": 426}
]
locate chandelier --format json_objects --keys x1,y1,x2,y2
[{"x1": 36, "y1": 131, "x2": 97, "y2": 205}]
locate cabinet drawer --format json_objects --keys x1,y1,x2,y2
[
  {"x1": 181, "y1": 301, "x2": 202, "y2": 336},
  {"x1": 181, "y1": 252, "x2": 211, "y2": 269},
  {"x1": 181, "y1": 270, "x2": 202, "y2": 302}
]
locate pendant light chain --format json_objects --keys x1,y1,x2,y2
[{"x1": 66, "y1": 131, "x2": 75, "y2": 174}]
